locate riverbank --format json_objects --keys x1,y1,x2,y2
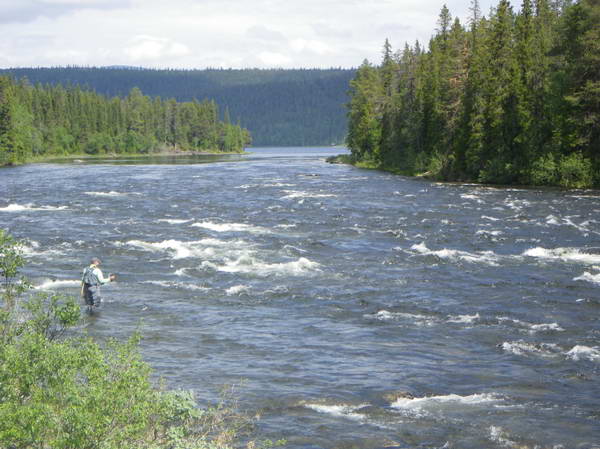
[
  {"x1": 3, "y1": 148, "x2": 247, "y2": 167},
  {"x1": 326, "y1": 154, "x2": 426, "y2": 178},
  {"x1": 326, "y1": 154, "x2": 599, "y2": 189}
]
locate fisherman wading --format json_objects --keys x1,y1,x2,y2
[{"x1": 81, "y1": 257, "x2": 116, "y2": 312}]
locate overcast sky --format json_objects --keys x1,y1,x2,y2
[{"x1": 0, "y1": 0, "x2": 510, "y2": 69}]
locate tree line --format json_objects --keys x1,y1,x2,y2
[
  {"x1": 0, "y1": 76, "x2": 250, "y2": 165},
  {"x1": 346, "y1": 0, "x2": 599, "y2": 188},
  {"x1": 0, "y1": 67, "x2": 355, "y2": 147}
]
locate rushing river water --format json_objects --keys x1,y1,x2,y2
[{"x1": 1, "y1": 147, "x2": 599, "y2": 448}]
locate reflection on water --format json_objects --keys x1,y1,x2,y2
[
  {"x1": 44, "y1": 152, "x2": 246, "y2": 165},
  {"x1": 1, "y1": 147, "x2": 599, "y2": 449}
]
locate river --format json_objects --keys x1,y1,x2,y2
[{"x1": 1, "y1": 147, "x2": 599, "y2": 448}]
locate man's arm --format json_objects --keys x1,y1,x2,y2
[{"x1": 93, "y1": 267, "x2": 113, "y2": 285}]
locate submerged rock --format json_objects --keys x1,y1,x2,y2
[{"x1": 382, "y1": 391, "x2": 415, "y2": 403}]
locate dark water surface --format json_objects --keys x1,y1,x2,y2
[{"x1": 1, "y1": 147, "x2": 599, "y2": 448}]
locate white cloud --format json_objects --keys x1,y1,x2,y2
[
  {"x1": 0, "y1": 0, "x2": 130, "y2": 23},
  {"x1": 245, "y1": 25, "x2": 286, "y2": 43},
  {"x1": 258, "y1": 51, "x2": 293, "y2": 67},
  {"x1": 124, "y1": 36, "x2": 191, "y2": 62},
  {"x1": 0, "y1": 0, "x2": 516, "y2": 69},
  {"x1": 290, "y1": 39, "x2": 333, "y2": 55}
]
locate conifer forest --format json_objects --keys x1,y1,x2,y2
[
  {"x1": 0, "y1": 68, "x2": 353, "y2": 148},
  {"x1": 0, "y1": 77, "x2": 249, "y2": 165},
  {"x1": 346, "y1": 0, "x2": 600, "y2": 188}
]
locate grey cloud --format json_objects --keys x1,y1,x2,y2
[
  {"x1": 0, "y1": 0, "x2": 132, "y2": 24},
  {"x1": 245, "y1": 25, "x2": 286, "y2": 43},
  {"x1": 376, "y1": 23, "x2": 413, "y2": 40},
  {"x1": 311, "y1": 22, "x2": 353, "y2": 40}
]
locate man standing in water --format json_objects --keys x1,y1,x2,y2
[{"x1": 81, "y1": 257, "x2": 116, "y2": 311}]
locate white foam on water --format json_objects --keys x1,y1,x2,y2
[
  {"x1": 84, "y1": 191, "x2": 129, "y2": 197},
  {"x1": 476, "y1": 229, "x2": 503, "y2": 237},
  {"x1": 264, "y1": 182, "x2": 295, "y2": 187},
  {"x1": 202, "y1": 255, "x2": 321, "y2": 277},
  {"x1": 411, "y1": 242, "x2": 499, "y2": 265},
  {"x1": 482, "y1": 215, "x2": 500, "y2": 221},
  {"x1": 283, "y1": 244, "x2": 308, "y2": 254},
  {"x1": 501, "y1": 341, "x2": 561, "y2": 357},
  {"x1": 275, "y1": 224, "x2": 297, "y2": 229},
  {"x1": 498, "y1": 317, "x2": 564, "y2": 333},
  {"x1": 564, "y1": 216, "x2": 594, "y2": 234},
  {"x1": 504, "y1": 199, "x2": 531, "y2": 210},
  {"x1": 199, "y1": 237, "x2": 247, "y2": 247},
  {"x1": 391, "y1": 393, "x2": 502, "y2": 415},
  {"x1": 226, "y1": 284, "x2": 250, "y2": 295},
  {"x1": 529, "y1": 323, "x2": 564, "y2": 332},
  {"x1": 546, "y1": 215, "x2": 561, "y2": 226},
  {"x1": 461, "y1": 193, "x2": 484, "y2": 203},
  {"x1": 568, "y1": 194, "x2": 600, "y2": 199},
  {"x1": 447, "y1": 313, "x2": 480, "y2": 324},
  {"x1": 281, "y1": 190, "x2": 336, "y2": 200},
  {"x1": 0, "y1": 203, "x2": 69, "y2": 212},
  {"x1": 34, "y1": 279, "x2": 80, "y2": 290},
  {"x1": 566, "y1": 345, "x2": 600, "y2": 362},
  {"x1": 383, "y1": 229, "x2": 407, "y2": 238},
  {"x1": 143, "y1": 281, "x2": 209, "y2": 291},
  {"x1": 157, "y1": 219, "x2": 192, "y2": 224},
  {"x1": 545, "y1": 215, "x2": 597, "y2": 235},
  {"x1": 304, "y1": 403, "x2": 368, "y2": 422},
  {"x1": 21, "y1": 240, "x2": 40, "y2": 256},
  {"x1": 489, "y1": 426, "x2": 520, "y2": 448},
  {"x1": 364, "y1": 310, "x2": 438, "y2": 326},
  {"x1": 21, "y1": 241, "x2": 71, "y2": 259},
  {"x1": 574, "y1": 271, "x2": 600, "y2": 285},
  {"x1": 191, "y1": 221, "x2": 269, "y2": 234},
  {"x1": 522, "y1": 247, "x2": 600, "y2": 265},
  {"x1": 126, "y1": 239, "x2": 215, "y2": 259}
]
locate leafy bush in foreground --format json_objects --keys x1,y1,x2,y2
[{"x1": 0, "y1": 229, "x2": 268, "y2": 449}]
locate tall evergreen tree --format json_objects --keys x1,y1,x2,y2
[
  {"x1": 347, "y1": 60, "x2": 383, "y2": 162},
  {"x1": 345, "y1": 0, "x2": 598, "y2": 188}
]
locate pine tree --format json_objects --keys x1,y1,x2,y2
[
  {"x1": 558, "y1": 0, "x2": 600, "y2": 169},
  {"x1": 347, "y1": 60, "x2": 383, "y2": 162},
  {"x1": 0, "y1": 77, "x2": 28, "y2": 165}
]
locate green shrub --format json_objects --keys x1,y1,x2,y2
[
  {"x1": 557, "y1": 152, "x2": 593, "y2": 189},
  {"x1": 478, "y1": 157, "x2": 516, "y2": 185},
  {"x1": 427, "y1": 152, "x2": 448, "y2": 179},
  {"x1": 0, "y1": 230, "x2": 274, "y2": 449},
  {"x1": 85, "y1": 132, "x2": 114, "y2": 155},
  {"x1": 529, "y1": 153, "x2": 559, "y2": 186}
]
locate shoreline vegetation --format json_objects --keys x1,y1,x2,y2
[
  {"x1": 0, "y1": 75, "x2": 250, "y2": 167},
  {"x1": 346, "y1": 0, "x2": 600, "y2": 189},
  {"x1": 22, "y1": 147, "x2": 247, "y2": 165},
  {"x1": 326, "y1": 153, "x2": 600, "y2": 191},
  {"x1": 0, "y1": 230, "x2": 282, "y2": 448}
]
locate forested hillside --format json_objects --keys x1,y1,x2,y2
[
  {"x1": 0, "y1": 67, "x2": 355, "y2": 146},
  {"x1": 346, "y1": 0, "x2": 599, "y2": 188},
  {"x1": 0, "y1": 76, "x2": 249, "y2": 165}
]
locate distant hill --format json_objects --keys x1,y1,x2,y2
[{"x1": 0, "y1": 67, "x2": 356, "y2": 146}]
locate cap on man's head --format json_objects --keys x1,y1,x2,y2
[{"x1": 91, "y1": 257, "x2": 101, "y2": 265}]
